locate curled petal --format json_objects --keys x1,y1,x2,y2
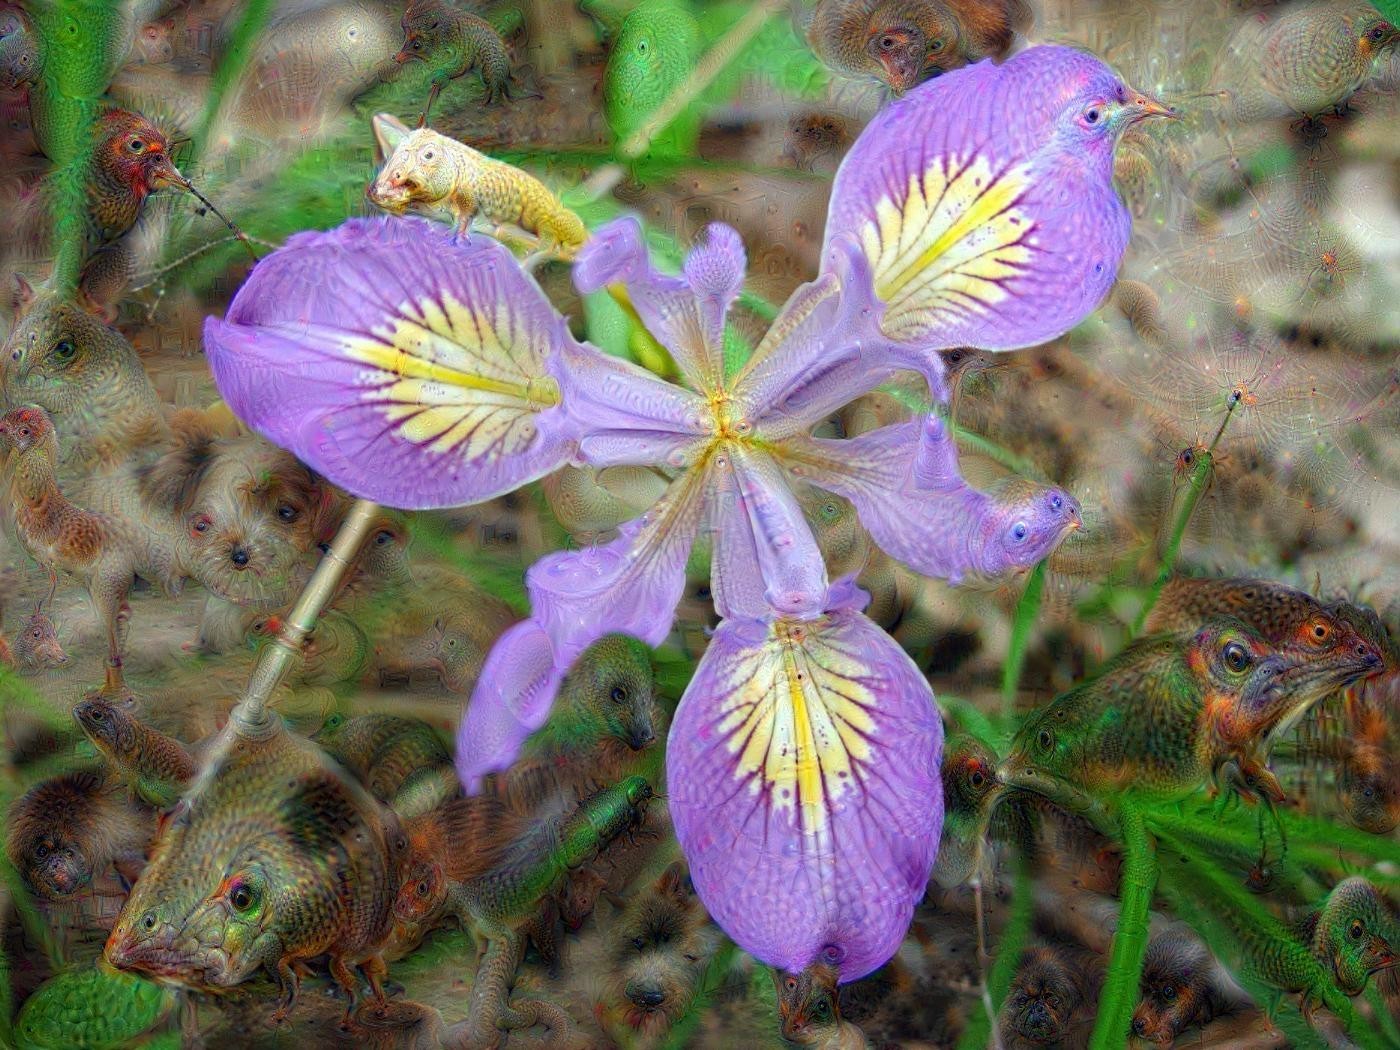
[
  {"x1": 780, "y1": 416, "x2": 1081, "y2": 583},
  {"x1": 456, "y1": 620, "x2": 563, "y2": 791},
  {"x1": 559, "y1": 340, "x2": 709, "y2": 468},
  {"x1": 822, "y1": 47, "x2": 1132, "y2": 362},
  {"x1": 669, "y1": 606, "x2": 943, "y2": 980},
  {"x1": 203, "y1": 217, "x2": 575, "y2": 510},
  {"x1": 529, "y1": 465, "x2": 710, "y2": 661},
  {"x1": 573, "y1": 216, "x2": 742, "y2": 393},
  {"x1": 708, "y1": 446, "x2": 828, "y2": 620}
]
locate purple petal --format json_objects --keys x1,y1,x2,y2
[
  {"x1": 781, "y1": 416, "x2": 1081, "y2": 584},
  {"x1": 708, "y1": 446, "x2": 828, "y2": 620},
  {"x1": 738, "y1": 236, "x2": 924, "y2": 440},
  {"x1": 528, "y1": 466, "x2": 710, "y2": 661},
  {"x1": 456, "y1": 620, "x2": 563, "y2": 791},
  {"x1": 669, "y1": 606, "x2": 943, "y2": 980},
  {"x1": 204, "y1": 216, "x2": 576, "y2": 510},
  {"x1": 822, "y1": 47, "x2": 1134, "y2": 361},
  {"x1": 558, "y1": 339, "x2": 710, "y2": 468},
  {"x1": 573, "y1": 217, "x2": 742, "y2": 394}
]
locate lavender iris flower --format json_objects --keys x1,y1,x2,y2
[{"x1": 204, "y1": 45, "x2": 1165, "y2": 980}]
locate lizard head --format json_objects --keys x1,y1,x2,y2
[
  {"x1": 73, "y1": 696, "x2": 140, "y2": 762},
  {"x1": 368, "y1": 125, "x2": 457, "y2": 215},
  {"x1": 1314, "y1": 877, "x2": 1398, "y2": 996}
]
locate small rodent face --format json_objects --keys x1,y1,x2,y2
[{"x1": 864, "y1": 22, "x2": 929, "y2": 93}]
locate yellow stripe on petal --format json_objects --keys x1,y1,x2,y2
[
  {"x1": 342, "y1": 291, "x2": 561, "y2": 461},
  {"x1": 863, "y1": 156, "x2": 1036, "y2": 338},
  {"x1": 714, "y1": 618, "x2": 878, "y2": 837}
]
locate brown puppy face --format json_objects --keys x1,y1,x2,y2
[
  {"x1": 180, "y1": 438, "x2": 334, "y2": 606},
  {"x1": 1001, "y1": 948, "x2": 1085, "y2": 1045},
  {"x1": 604, "y1": 863, "x2": 719, "y2": 1038}
]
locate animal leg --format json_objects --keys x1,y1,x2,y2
[
  {"x1": 360, "y1": 953, "x2": 390, "y2": 1012},
  {"x1": 460, "y1": 933, "x2": 525, "y2": 1048},
  {"x1": 419, "y1": 77, "x2": 447, "y2": 128},
  {"x1": 328, "y1": 953, "x2": 361, "y2": 1026},
  {"x1": 268, "y1": 956, "x2": 300, "y2": 1026}
]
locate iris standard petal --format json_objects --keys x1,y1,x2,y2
[
  {"x1": 669, "y1": 605, "x2": 943, "y2": 981},
  {"x1": 822, "y1": 48, "x2": 1133, "y2": 359},
  {"x1": 573, "y1": 217, "x2": 743, "y2": 394},
  {"x1": 528, "y1": 464, "x2": 711, "y2": 662},
  {"x1": 203, "y1": 216, "x2": 576, "y2": 510},
  {"x1": 707, "y1": 445, "x2": 828, "y2": 620},
  {"x1": 780, "y1": 416, "x2": 1081, "y2": 584},
  {"x1": 455, "y1": 619, "x2": 564, "y2": 791},
  {"x1": 737, "y1": 236, "x2": 916, "y2": 440}
]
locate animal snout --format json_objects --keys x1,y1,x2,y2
[
  {"x1": 1025, "y1": 1001, "x2": 1049, "y2": 1028},
  {"x1": 230, "y1": 546, "x2": 250, "y2": 568},
  {"x1": 1131, "y1": 1016, "x2": 1148, "y2": 1036},
  {"x1": 628, "y1": 726, "x2": 655, "y2": 749},
  {"x1": 626, "y1": 982, "x2": 666, "y2": 1009}
]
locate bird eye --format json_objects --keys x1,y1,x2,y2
[
  {"x1": 423, "y1": 150, "x2": 434, "y2": 161},
  {"x1": 1223, "y1": 642, "x2": 1251, "y2": 673},
  {"x1": 611, "y1": 686, "x2": 628, "y2": 703},
  {"x1": 1083, "y1": 106, "x2": 1102, "y2": 125},
  {"x1": 929, "y1": 37, "x2": 945, "y2": 53},
  {"x1": 1350, "y1": 919, "x2": 1365, "y2": 941},
  {"x1": 1307, "y1": 619, "x2": 1332, "y2": 643},
  {"x1": 51, "y1": 339, "x2": 76, "y2": 363},
  {"x1": 1368, "y1": 25, "x2": 1386, "y2": 40},
  {"x1": 1037, "y1": 727, "x2": 1054, "y2": 753},
  {"x1": 276, "y1": 503, "x2": 298, "y2": 523},
  {"x1": 127, "y1": 138, "x2": 145, "y2": 152},
  {"x1": 632, "y1": 936, "x2": 647, "y2": 950},
  {"x1": 1050, "y1": 494, "x2": 1063, "y2": 511},
  {"x1": 375, "y1": 530, "x2": 393, "y2": 545},
  {"x1": 230, "y1": 882, "x2": 255, "y2": 911},
  {"x1": 1011, "y1": 522, "x2": 1028, "y2": 542},
  {"x1": 969, "y1": 769, "x2": 986, "y2": 788},
  {"x1": 785, "y1": 977, "x2": 798, "y2": 992}
]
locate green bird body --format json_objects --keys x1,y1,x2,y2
[{"x1": 14, "y1": 964, "x2": 176, "y2": 1050}]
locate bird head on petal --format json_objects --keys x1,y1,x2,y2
[
  {"x1": 822, "y1": 45, "x2": 1163, "y2": 367},
  {"x1": 984, "y1": 479, "x2": 1083, "y2": 576}
]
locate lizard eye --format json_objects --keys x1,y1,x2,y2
[
  {"x1": 375, "y1": 530, "x2": 393, "y2": 545},
  {"x1": 1223, "y1": 641, "x2": 1251, "y2": 673},
  {"x1": 422, "y1": 149, "x2": 434, "y2": 160},
  {"x1": 229, "y1": 881, "x2": 256, "y2": 912},
  {"x1": 1350, "y1": 919, "x2": 1365, "y2": 941},
  {"x1": 51, "y1": 339, "x2": 76, "y2": 363},
  {"x1": 611, "y1": 686, "x2": 628, "y2": 703},
  {"x1": 969, "y1": 769, "x2": 986, "y2": 788}
]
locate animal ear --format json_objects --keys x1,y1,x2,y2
[
  {"x1": 372, "y1": 113, "x2": 411, "y2": 160},
  {"x1": 655, "y1": 860, "x2": 690, "y2": 901},
  {"x1": 139, "y1": 427, "x2": 218, "y2": 513},
  {"x1": 8, "y1": 272, "x2": 36, "y2": 317}
]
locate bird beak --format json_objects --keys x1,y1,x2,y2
[
  {"x1": 149, "y1": 157, "x2": 189, "y2": 191},
  {"x1": 1124, "y1": 92, "x2": 1176, "y2": 124}
]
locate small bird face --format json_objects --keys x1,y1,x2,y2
[
  {"x1": 1059, "y1": 73, "x2": 1174, "y2": 152},
  {"x1": 395, "y1": 10, "x2": 447, "y2": 65},
  {"x1": 943, "y1": 736, "x2": 1002, "y2": 813},
  {"x1": 864, "y1": 22, "x2": 936, "y2": 94},
  {"x1": 99, "y1": 113, "x2": 185, "y2": 195},
  {"x1": 1355, "y1": 16, "x2": 1400, "y2": 59},
  {"x1": 995, "y1": 483, "x2": 1082, "y2": 569},
  {"x1": 0, "y1": 406, "x2": 50, "y2": 452}
]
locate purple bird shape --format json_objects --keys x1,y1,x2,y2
[{"x1": 203, "y1": 44, "x2": 1166, "y2": 982}]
